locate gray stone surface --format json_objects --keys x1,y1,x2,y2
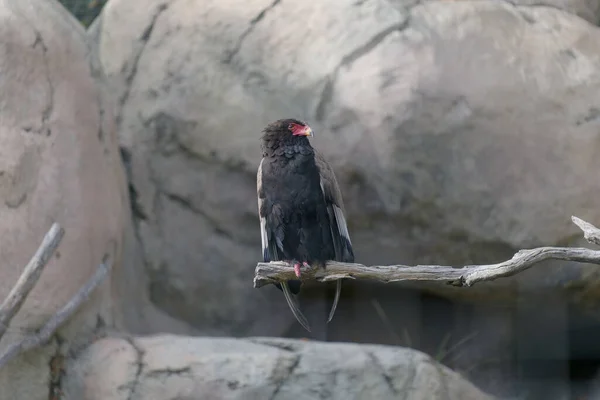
[
  {"x1": 0, "y1": 1, "x2": 196, "y2": 398},
  {"x1": 63, "y1": 335, "x2": 495, "y2": 400},
  {"x1": 91, "y1": 0, "x2": 600, "y2": 336},
  {"x1": 0, "y1": 0, "x2": 127, "y2": 398},
  {"x1": 509, "y1": 0, "x2": 600, "y2": 24}
]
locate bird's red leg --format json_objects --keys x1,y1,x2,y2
[
  {"x1": 289, "y1": 261, "x2": 310, "y2": 278},
  {"x1": 294, "y1": 262, "x2": 302, "y2": 278}
]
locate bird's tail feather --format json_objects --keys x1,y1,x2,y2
[
  {"x1": 281, "y1": 281, "x2": 311, "y2": 332},
  {"x1": 327, "y1": 279, "x2": 342, "y2": 323}
]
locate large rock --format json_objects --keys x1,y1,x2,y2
[
  {"x1": 92, "y1": 0, "x2": 600, "y2": 330},
  {"x1": 510, "y1": 0, "x2": 600, "y2": 24},
  {"x1": 63, "y1": 335, "x2": 494, "y2": 400},
  {"x1": 0, "y1": 0, "x2": 193, "y2": 398}
]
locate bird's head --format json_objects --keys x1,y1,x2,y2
[{"x1": 262, "y1": 118, "x2": 314, "y2": 144}]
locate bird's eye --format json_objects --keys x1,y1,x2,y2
[{"x1": 288, "y1": 123, "x2": 301, "y2": 133}]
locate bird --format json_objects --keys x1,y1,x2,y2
[{"x1": 256, "y1": 118, "x2": 355, "y2": 332}]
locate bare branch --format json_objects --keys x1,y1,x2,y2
[
  {"x1": 0, "y1": 223, "x2": 65, "y2": 343},
  {"x1": 254, "y1": 216, "x2": 600, "y2": 289},
  {"x1": 0, "y1": 257, "x2": 112, "y2": 369},
  {"x1": 571, "y1": 216, "x2": 600, "y2": 246}
]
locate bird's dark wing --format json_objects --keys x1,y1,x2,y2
[
  {"x1": 257, "y1": 158, "x2": 311, "y2": 332},
  {"x1": 314, "y1": 151, "x2": 354, "y2": 262},
  {"x1": 314, "y1": 151, "x2": 354, "y2": 322}
]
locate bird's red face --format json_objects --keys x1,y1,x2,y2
[{"x1": 288, "y1": 122, "x2": 313, "y2": 137}]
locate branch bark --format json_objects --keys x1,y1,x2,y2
[
  {"x1": 572, "y1": 216, "x2": 600, "y2": 246},
  {"x1": 0, "y1": 256, "x2": 112, "y2": 368},
  {"x1": 254, "y1": 215, "x2": 600, "y2": 288},
  {"x1": 0, "y1": 223, "x2": 65, "y2": 343}
]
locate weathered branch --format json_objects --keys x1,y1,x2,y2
[
  {"x1": 254, "y1": 215, "x2": 600, "y2": 288},
  {"x1": 0, "y1": 223, "x2": 65, "y2": 343},
  {"x1": 572, "y1": 216, "x2": 600, "y2": 246},
  {"x1": 0, "y1": 256, "x2": 112, "y2": 369}
]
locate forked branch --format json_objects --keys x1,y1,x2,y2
[
  {"x1": 254, "y1": 215, "x2": 600, "y2": 288},
  {"x1": 0, "y1": 258, "x2": 111, "y2": 368},
  {"x1": 0, "y1": 223, "x2": 112, "y2": 369}
]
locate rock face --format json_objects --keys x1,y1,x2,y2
[
  {"x1": 92, "y1": 0, "x2": 600, "y2": 333},
  {"x1": 89, "y1": 1, "x2": 600, "y2": 396},
  {"x1": 511, "y1": 0, "x2": 600, "y2": 24},
  {"x1": 63, "y1": 335, "x2": 495, "y2": 400},
  {"x1": 0, "y1": 0, "x2": 180, "y2": 398}
]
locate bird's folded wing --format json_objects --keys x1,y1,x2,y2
[
  {"x1": 314, "y1": 151, "x2": 354, "y2": 262},
  {"x1": 315, "y1": 151, "x2": 355, "y2": 322}
]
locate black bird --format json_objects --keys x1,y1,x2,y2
[{"x1": 256, "y1": 118, "x2": 354, "y2": 332}]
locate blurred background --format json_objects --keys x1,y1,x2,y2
[{"x1": 52, "y1": 0, "x2": 600, "y2": 398}]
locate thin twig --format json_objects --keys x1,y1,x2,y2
[
  {"x1": 0, "y1": 223, "x2": 65, "y2": 343},
  {"x1": 0, "y1": 257, "x2": 112, "y2": 368},
  {"x1": 254, "y1": 215, "x2": 600, "y2": 288}
]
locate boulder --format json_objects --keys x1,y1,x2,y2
[
  {"x1": 0, "y1": 0, "x2": 192, "y2": 398},
  {"x1": 89, "y1": 1, "x2": 600, "y2": 395},
  {"x1": 91, "y1": 0, "x2": 600, "y2": 329},
  {"x1": 63, "y1": 335, "x2": 495, "y2": 400}
]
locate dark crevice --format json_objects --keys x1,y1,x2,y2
[
  {"x1": 399, "y1": 356, "x2": 418, "y2": 400},
  {"x1": 93, "y1": 314, "x2": 108, "y2": 339},
  {"x1": 161, "y1": 191, "x2": 231, "y2": 239},
  {"x1": 315, "y1": 19, "x2": 410, "y2": 121},
  {"x1": 517, "y1": 8, "x2": 537, "y2": 24},
  {"x1": 499, "y1": 0, "x2": 585, "y2": 24},
  {"x1": 84, "y1": 25, "x2": 109, "y2": 145},
  {"x1": 119, "y1": 147, "x2": 148, "y2": 221},
  {"x1": 366, "y1": 350, "x2": 398, "y2": 396},
  {"x1": 244, "y1": 339, "x2": 305, "y2": 399},
  {"x1": 129, "y1": 184, "x2": 148, "y2": 221},
  {"x1": 576, "y1": 107, "x2": 600, "y2": 126},
  {"x1": 502, "y1": 0, "x2": 573, "y2": 14},
  {"x1": 224, "y1": 0, "x2": 283, "y2": 63},
  {"x1": 269, "y1": 354, "x2": 301, "y2": 400},
  {"x1": 123, "y1": 336, "x2": 145, "y2": 400},
  {"x1": 117, "y1": 3, "x2": 169, "y2": 127},
  {"x1": 48, "y1": 336, "x2": 65, "y2": 400},
  {"x1": 146, "y1": 366, "x2": 192, "y2": 377},
  {"x1": 96, "y1": 93, "x2": 105, "y2": 143}
]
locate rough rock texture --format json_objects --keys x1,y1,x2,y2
[
  {"x1": 420, "y1": 0, "x2": 600, "y2": 25},
  {"x1": 92, "y1": 0, "x2": 600, "y2": 330},
  {"x1": 63, "y1": 335, "x2": 495, "y2": 400},
  {"x1": 508, "y1": 0, "x2": 600, "y2": 24},
  {"x1": 0, "y1": 0, "x2": 123, "y2": 398},
  {"x1": 89, "y1": 1, "x2": 600, "y2": 396},
  {"x1": 0, "y1": 0, "x2": 195, "y2": 399}
]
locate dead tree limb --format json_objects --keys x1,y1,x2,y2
[
  {"x1": 0, "y1": 256, "x2": 112, "y2": 368},
  {"x1": 254, "y1": 215, "x2": 600, "y2": 288},
  {"x1": 0, "y1": 223, "x2": 65, "y2": 343},
  {"x1": 572, "y1": 216, "x2": 600, "y2": 246}
]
